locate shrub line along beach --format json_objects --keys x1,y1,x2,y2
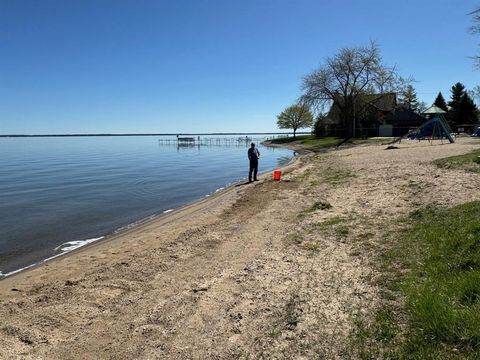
[{"x1": 1, "y1": 136, "x2": 480, "y2": 358}]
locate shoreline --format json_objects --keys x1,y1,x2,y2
[
  {"x1": 0, "y1": 147, "x2": 300, "y2": 281},
  {"x1": 4, "y1": 138, "x2": 479, "y2": 358}
]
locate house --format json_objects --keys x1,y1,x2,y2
[
  {"x1": 315, "y1": 93, "x2": 426, "y2": 137},
  {"x1": 384, "y1": 103, "x2": 429, "y2": 137}
]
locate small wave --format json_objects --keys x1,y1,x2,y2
[
  {"x1": 0, "y1": 236, "x2": 105, "y2": 279},
  {"x1": 54, "y1": 236, "x2": 104, "y2": 253},
  {"x1": 113, "y1": 215, "x2": 157, "y2": 233},
  {"x1": 129, "y1": 177, "x2": 164, "y2": 199},
  {"x1": 215, "y1": 187, "x2": 225, "y2": 193},
  {"x1": 163, "y1": 209, "x2": 174, "y2": 214},
  {"x1": 0, "y1": 263, "x2": 37, "y2": 278}
]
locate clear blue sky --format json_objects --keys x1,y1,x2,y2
[{"x1": 1, "y1": 0, "x2": 478, "y2": 134}]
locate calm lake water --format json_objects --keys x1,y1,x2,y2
[{"x1": 0, "y1": 136, "x2": 293, "y2": 276}]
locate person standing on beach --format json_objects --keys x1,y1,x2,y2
[{"x1": 248, "y1": 142, "x2": 260, "y2": 183}]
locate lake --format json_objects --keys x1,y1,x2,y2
[{"x1": 0, "y1": 136, "x2": 293, "y2": 276}]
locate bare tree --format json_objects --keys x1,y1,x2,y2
[
  {"x1": 471, "y1": 6, "x2": 480, "y2": 68},
  {"x1": 470, "y1": 8, "x2": 480, "y2": 103},
  {"x1": 417, "y1": 101, "x2": 428, "y2": 114},
  {"x1": 471, "y1": 85, "x2": 480, "y2": 102},
  {"x1": 300, "y1": 42, "x2": 408, "y2": 138}
]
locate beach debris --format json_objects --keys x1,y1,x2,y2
[
  {"x1": 33, "y1": 294, "x2": 49, "y2": 303},
  {"x1": 385, "y1": 145, "x2": 399, "y2": 150},
  {"x1": 64, "y1": 280, "x2": 79, "y2": 286},
  {"x1": 192, "y1": 287, "x2": 208, "y2": 293},
  {"x1": 310, "y1": 200, "x2": 332, "y2": 211},
  {"x1": 229, "y1": 312, "x2": 243, "y2": 321},
  {"x1": 1, "y1": 325, "x2": 35, "y2": 345}
]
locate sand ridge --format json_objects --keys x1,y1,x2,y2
[{"x1": 1, "y1": 137, "x2": 480, "y2": 359}]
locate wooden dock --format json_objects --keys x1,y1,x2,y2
[{"x1": 158, "y1": 136, "x2": 273, "y2": 147}]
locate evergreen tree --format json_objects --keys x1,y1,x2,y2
[
  {"x1": 448, "y1": 83, "x2": 479, "y2": 126},
  {"x1": 448, "y1": 83, "x2": 467, "y2": 127},
  {"x1": 459, "y1": 93, "x2": 479, "y2": 124},
  {"x1": 448, "y1": 83, "x2": 465, "y2": 109},
  {"x1": 400, "y1": 85, "x2": 418, "y2": 111},
  {"x1": 433, "y1": 92, "x2": 448, "y2": 112}
]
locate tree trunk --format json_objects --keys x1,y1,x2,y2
[
  {"x1": 340, "y1": 109, "x2": 354, "y2": 139},
  {"x1": 293, "y1": 128, "x2": 297, "y2": 138}
]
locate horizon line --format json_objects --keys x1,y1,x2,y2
[{"x1": 0, "y1": 132, "x2": 311, "y2": 138}]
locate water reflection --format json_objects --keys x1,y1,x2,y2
[{"x1": 277, "y1": 155, "x2": 294, "y2": 167}]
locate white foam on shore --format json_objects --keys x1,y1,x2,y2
[
  {"x1": 0, "y1": 236, "x2": 105, "y2": 279},
  {"x1": 0, "y1": 263, "x2": 37, "y2": 278},
  {"x1": 163, "y1": 209, "x2": 174, "y2": 214},
  {"x1": 54, "y1": 236, "x2": 104, "y2": 252},
  {"x1": 42, "y1": 252, "x2": 67, "y2": 263}
]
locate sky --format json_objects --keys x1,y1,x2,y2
[{"x1": 1, "y1": 0, "x2": 479, "y2": 134}]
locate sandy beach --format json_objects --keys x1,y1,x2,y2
[{"x1": 1, "y1": 136, "x2": 480, "y2": 359}]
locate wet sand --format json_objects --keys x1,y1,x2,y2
[{"x1": 1, "y1": 137, "x2": 480, "y2": 359}]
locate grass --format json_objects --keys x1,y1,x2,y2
[
  {"x1": 352, "y1": 202, "x2": 480, "y2": 359},
  {"x1": 303, "y1": 242, "x2": 321, "y2": 252},
  {"x1": 307, "y1": 216, "x2": 353, "y2": 243},
  {"x1": 434, "y1": 149, "x2": 480, "y2": 173},
  {"x1": 291, "y1": 153, "x2": 355, "y2": 190},
  {"x1": 269, "y1": 135, "x2": 390, "y2": 151},
  {"x1": 308, "y1": 200, "x2": 332, "y2": 211},
  {"x1": 321, "y1": 166, "x2": 355, "y2": 185},
  {"x1": 313, "y1": 216, "x2": 346, "y2": 228},
  {"x1": 284, "y1": 232, "x2": 304, "y2": 246},
  {"x1": 401, "y1": 203, "x2": 480, "y2": 358},
  {"x1": 334, "y1": 224, "x2": 350, "y2": 239},
  {"x1": 297, "y1": 200, "x2": 332, "y2": 220},
  {"x1": 284, "y1": 294, "x2": 303, "y2": 330},
  {"x1": 262, "y1": 293, "x2": 303, "y2": 339},
  {"x1": 269, "y1": 135, "x2": 342, "y2": 150}
]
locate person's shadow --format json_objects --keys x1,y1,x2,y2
[{"x1": 235, "y1": 181, "x2": 252, "y2": 187}]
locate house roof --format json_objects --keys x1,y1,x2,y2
[
  {"x1": 318, "y1": 93, "x2": 397, "y2": 126},
  {"x1": 331, "y1": 93, "x2": 397, "y2": 112},
  {"x1": 317, "y1": 117, "x2": 338, "y2": 125},
  {"x1": 365, "y1": 93, "x2": 397, "y2": 112},
  {"x1": 385, "y1": 105, "x2": 427, "y2": 124}
]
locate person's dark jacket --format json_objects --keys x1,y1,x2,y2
[{"x1": 248, "y1": 148, "x2": 260, "y2": 162}]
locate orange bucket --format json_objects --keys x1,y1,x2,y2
[{"x1": 273, "y1": 170, "x2": 282, "y2": 181}]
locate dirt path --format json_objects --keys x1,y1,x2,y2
[{"x1": 1, "y1": 137, "x2": 480, "y2": 359}]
